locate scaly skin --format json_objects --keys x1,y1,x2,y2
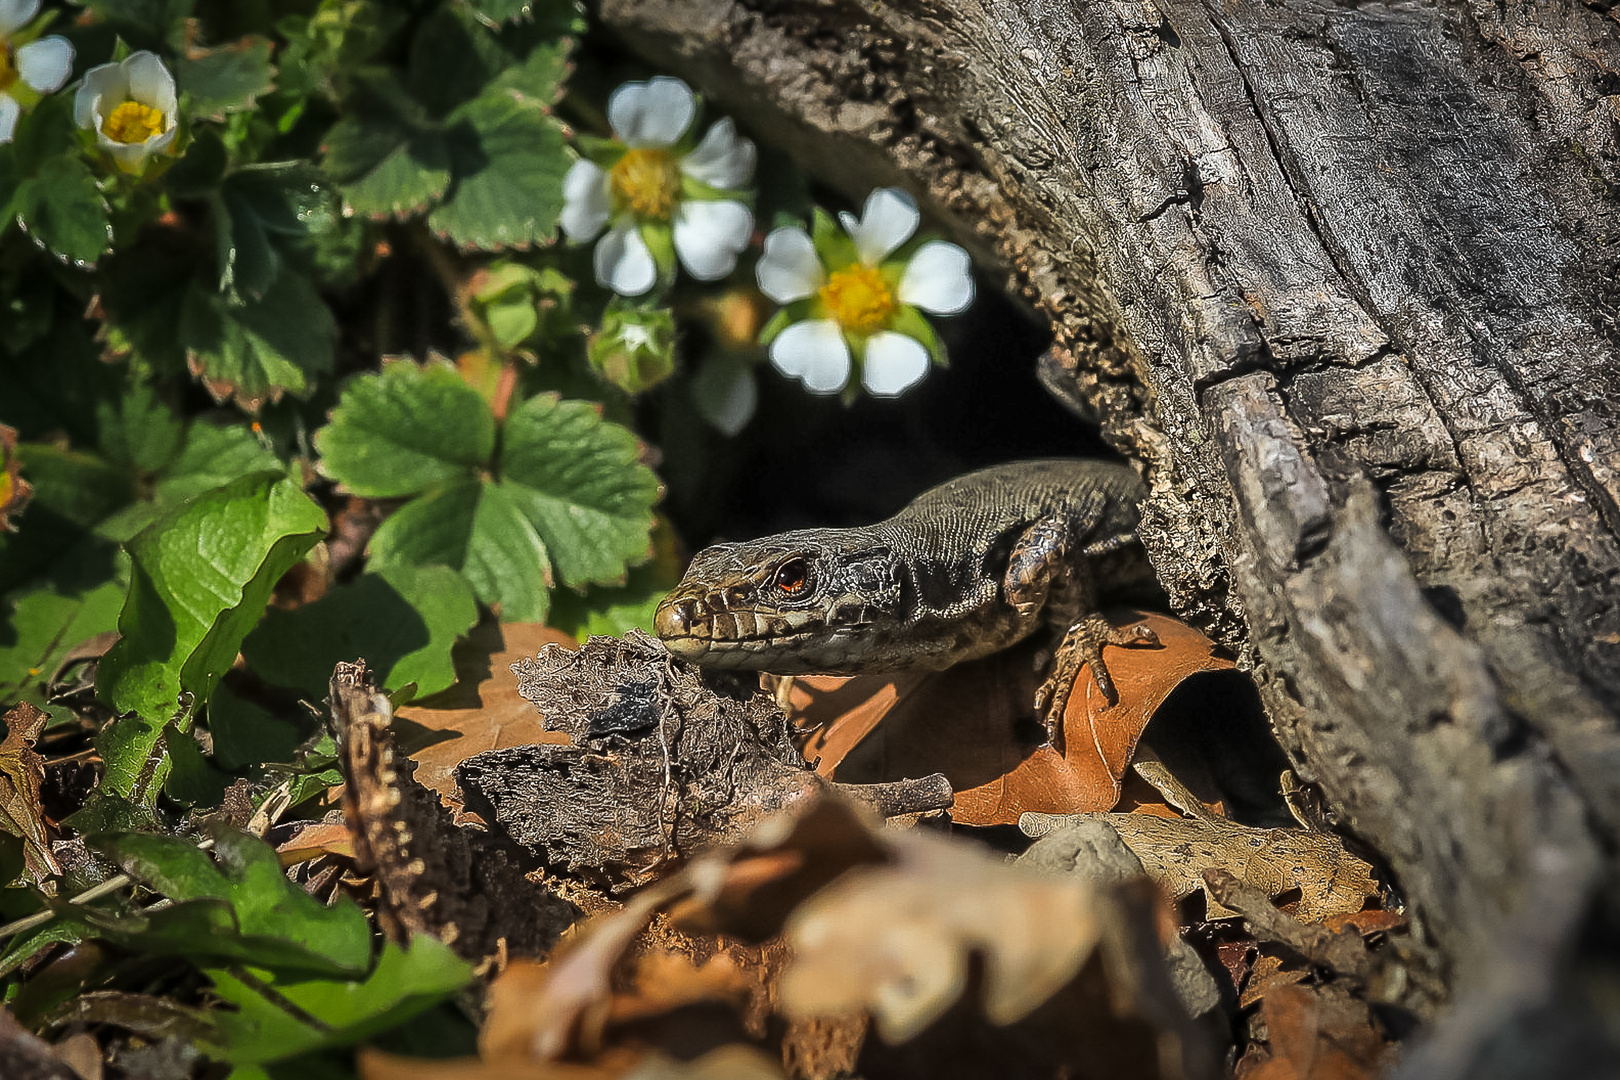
[{"x1": 653, "y1": 459, "x2": 1162, "y2": 744}]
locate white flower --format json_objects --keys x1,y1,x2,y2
[
  {"x1": 0, "y1": 0, "x2": 74, "y2": 144},
  {"x1": 73, "y1": 50, "x2": 178, "y2": 173},
  {"x1": 561, "y1": 76, "x2": 756, "y2": 297},
  {"x1": 756, "y1": 188, "x2": 974, "y2": 397}
]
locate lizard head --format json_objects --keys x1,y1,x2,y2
[{"x1": 654, "y1": 531, "x2": 900, "y2": 673}]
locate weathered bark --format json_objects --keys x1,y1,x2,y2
[{"x1": 596, "y1": 0, "x2": 1620, "y2": 1074}]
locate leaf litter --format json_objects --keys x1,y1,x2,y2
[{"x1": 4, "y1": 602, "x2": 1406, "y2": 1078}]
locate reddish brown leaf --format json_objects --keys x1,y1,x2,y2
[
  {"x1": 1238, "y1": 984, "x2": 1388, "y2": 1080},
  {"x1": 0, "y1": 425, "x2": 31, "y2": 533},
  {"x1": 1238, "y1": 953, "x2": 1308, "y2": 1009},
  {"x1": 0, "y1": 703, "x2": 60, "y2": 881},
  {"x1": 276, "y1": 820, "x2": 356, "y2": 865},
  {"x1": 793, "y1": 612, "x2": 1234, "y2": 826},
  {"x1": 1321, "y1": 909, "x2": 1406, "y2": 937},
  {"x1": 395, "y1": 622, "x2": 578, "y2": 812}
]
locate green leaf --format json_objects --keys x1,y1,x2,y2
[
  {"x1": 466, "y1": 0, "x2": 543, "y2": 25},
  {"x1": 12, "y1": 156, "x2": 114, "y2": 268},
  {"x1": 548, "y1": 558, "x2": 675, "y2": 640},
  {"x1": 76, "y1": 0, "x2": 195, "y2": 47},
  {"x1": 89, "y1": 829, "x2": 370, "y2": 976},
  {"x1": 225, "y1": 164, "x2": 335, "y2": 237},
  {"x1": 94, "y1": 474, "x2": 326, "y2": 808},
  {"x1": 0, "y1": 573, "x2": 127, "y2": 713},
  {"x1": 215, "y1": 188, "x2": 281, "y2": 304},
  {"x1": 202, "y1": 936, "x2": 473, "y2": 1065},
  {"x1": 498, "y1": 394, "x2": 658, "y2": 585},
  {"x1": 323, "y1": 77, "x2": 451, "y2": 219},
  {"x1": 243, "y1": 565, "x2": 478, "y2": 701},
  {"x1": 314, "y1": 360, "x2": 495, "y2": 498},
  {"x1": 162, "y1": 724, "x2": 230, "y2": 807},
  {"x1": 427, "y1": 92, "x2": 569, "y2": 251},
  {"x1": 181, "y1": 268, "x2": 336, "y2": 411},
  {"x1": 369, "y1": 480, "x2": 553, "y2": 623},
  {"x1": 208, "y1": 680, "x2": 309, "y2": 772},
  {"x1": 177, "y1": 36, "x2": 277, "y2": 119}
]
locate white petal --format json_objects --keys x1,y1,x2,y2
[
  {"x1": 104, "y1": 135, "x2": 153, "y2": 172},
  {"x1": 559, "y1": 159, "x2": 610, "y2": 241},
  {"x1": 898, "y1": 240, "x2": 974, "y2": 315},
  {"x1": 756, "y1": 227, "x2": 823, "y2": 303},
  {"x1": 607, "y1": 76, "x2": 694, "y2": 150},
  {"x1": 594, "y1": 222, "x2": 657, "y2": 296},
  {"x1": 850, "y1": 188, "x2": 919, "y2": 265},
  {"x1": 75, "y1": 61, "x2": 126, "y2": 129},
  {"x1": 674, "y1": 199, "x2": 752, "y2": 281},
  {"x1": 771, "y1": 319, "x2": 850, "y2": 393},
  {"x1": 681, "y1": 118, "x2": 755, "y2": 190},
  {"x1": 16, "y1": 36, "x2": 73, "y2": 93},
  {"x1": 861, "y1": 332, "x2": 931, "y2": 396},
  {"x1": 0, "y1": 0, "x2": 40, "y2": 36},
  {"x1": 0, "y1": 96, "x2": 19, "y2": 144},
  {"x1": 125, "y1": 51, "x2": 176, "y2": 114}
]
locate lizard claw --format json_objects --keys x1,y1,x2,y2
[{"x1": 1035, "y1": 615, "x2": 1162, "y2": 751}]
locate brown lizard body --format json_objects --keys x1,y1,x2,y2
[{"x1": 653, "y1": 459, "x2": 1161, "y2": 740}]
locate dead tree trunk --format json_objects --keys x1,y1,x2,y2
[{"x1": 597, "y1": 0, "x2": 1620, "y2": 1074}]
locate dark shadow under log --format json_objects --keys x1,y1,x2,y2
[{"x1": 595, "y1": 0, "x2": 1620, "y2": 1074}]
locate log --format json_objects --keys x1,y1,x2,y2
[{"x1": 596, "y1": 0, "x2": 1620, "y2": 1074}]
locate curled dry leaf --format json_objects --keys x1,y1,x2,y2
[
  {"x1": 794, "y1": 612, "x2": 1235, "y2": 826},
  {"x1": 455, "y1": 631, "x2": 947, "y2": 891},
  {"x1": 0, "y1": 703, "x2": 62, "y2": 881},
  {"x1": 1027, "y1": 762, "x2": 1380, "y2": 924},
  {"x1": 779, "y1": 828, "x2": 1104, "y2": 1041}
]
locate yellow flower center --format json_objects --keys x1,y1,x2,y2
[
  {"x1": 101, "y1": 100, "x2": 167, "y2": 145},
  {"x1": 819, "y1": 264, "x2": 896, "y2": 336},
  {"x1": 610, "y1": 148, "x2": 681, "y2": 220}
]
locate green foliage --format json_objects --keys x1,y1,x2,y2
[
  {"x1": 84, "y1": 829, "x2": 371, "y2": 976},
  {"x1": 317, "y1": 361, "x2": 659, "y2": 621}
]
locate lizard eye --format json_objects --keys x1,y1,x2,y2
[{"x1": 773, "y1": 558, "x2": 811, "y2": 596}]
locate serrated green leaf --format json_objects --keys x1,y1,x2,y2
[
  {"x1": 243, "y1": 565, "x2": 477, "y2": 701},
  {"x1": 314, "y1": 360, "x2": 495, "y2": 498},
  {"x1": 177, "y1": 36, "x2": 276, "y2": 119},
  {"x1": 77, "y1": 0, "x2": 195, "y2": 47},
  {"x1": 405, "y1": 5, "x2": 512, "y2": 118},
  {"x1": 202, "y1": 936, "x2": 473, "y2": 1065},
  {"x1": 215, "y1": 188, "x2": 281, "y2": 303},
  {"x1": 368, "y1": 480, "x2": 553, "y2": 623},
  {"x1": 324, "y1": 78, "x2": 451, "y2": 219},
  {"x1": 427, "y1": 93, "x2": 568, "y2": 251},
  {"x1": 13, "y1": 156, "x2": 114, "y2": 268},
  {"x1": 94, "y1": 473, "x2": 326, "y2": 808},
  {"x1": 466, "y1": 0, "x2": 540, "y2": 25},
  {"x1": 498, "y1": 394, "x2": 658, "y2": 585},
  {"x1": 181, "y1": 268, "x2": 335, "y2": 411},
  {"x1": 161, "y1": 724, "x2": 230, "y2": 806},
  {"x1": 90, "y1": 829, "x2": 370, "y2": 976},
  {"x1": 225, "y1": 163, "x2": 334, "y2": 237}
]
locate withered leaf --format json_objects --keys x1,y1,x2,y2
[
  {"x1": 1027, "y1": 762, "x2": 1378, "y2": 924},
  {"x1": 330, "y1": 662, "x2": 577, "y2": 963},
  {"x1": 794, "y1": 612, "x2": 1234, "y2": 826},
  {"x1": 1237, "y1": 983, "x2": 1389, "y2": 1080},
  {"x1": 0, "y1": 703, "x2": 61, "y2": 881}
]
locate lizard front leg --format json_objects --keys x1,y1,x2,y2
[{"x1": 1005, "y1": 509, "x2": 1160, "y2": 748}]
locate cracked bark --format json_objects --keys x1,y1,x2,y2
[{"x1": 597, "y1": 0, "x2": 1620, "y2": 1074}]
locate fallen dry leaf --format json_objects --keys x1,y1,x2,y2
[
  {"x1": 330, "y1": 663, "x2": 578, "y2": 963},
  {"x1": 793, "y1": 612, "x2": 1235, "y2": 826},
  {"x1": 1236, "y1": 983, "x2": 1389, "y2": 1080},
  {"x1": 1032, "y1": 762, "x2": 1379, "y2": 924},
  {"x1": 0, "y1": 703, "x2": 61, "y2": 881},
  {"x1": 1239, "y1": 953, "x2": 1309, "y2": 1009},
  {"x1": 0, "y1": 425, "x2": 31, "y2": 533},
  {"x1": 779, "y1": 828, "x2": 1106, "y2": 1041},
  {"x1": 395, "y1": 622, "x2": 578, "y2": 811}
]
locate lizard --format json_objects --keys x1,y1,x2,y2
[{"x1": 653, "y1": 458, "x2": 1162, "y2": 745}]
